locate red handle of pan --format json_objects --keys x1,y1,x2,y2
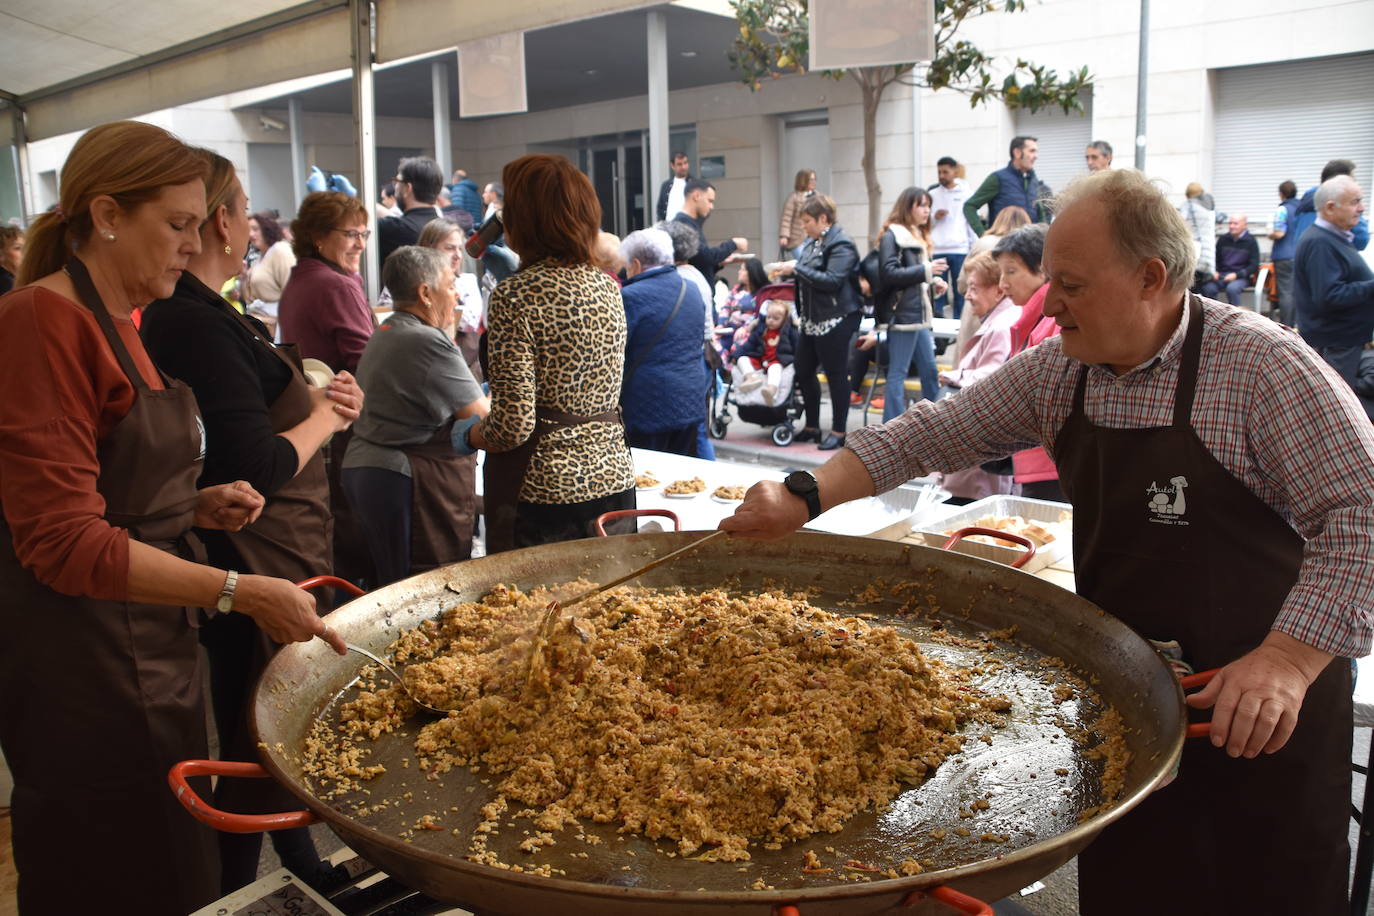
[
  {"x1": 900, "y1": 886, "x2": 994, "y2": 914},
  {"x1": 295, "y1": 575, "x2": 366, "y2": 597},
  {"x1": 1180, "y1": 667, "x2": 1221, "y2": 738},
  {"x1": 773, "y1": 886, "x2": 992, "y2": 915},
  {"x1": 594, "y1": 509, "x2": 681, "y2": 536},
  {"x1": 941, "y1": 526, "x2": 1037, "y2": 570},
  {"x1": 168, "y1": 759, "x2": 317, "y2": 833}
]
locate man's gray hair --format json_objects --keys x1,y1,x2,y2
[
  {"x1": 656, "y1": 219, "x2": 700, "y2": 263},
  {"x1": 1087, "y1": 139, "x2": 1113, "y2": 158},
  {"x1": 382, "y1": 245, "x2": 447, "y2": 305},
  {"x1": 1050, "y1": 169, "x2": 1197, "y2": 292},
  {"x1": 1315, "y1": 175, "x2": 1359, "y2": 213},
  {"x1": 620, "y1": 228, "x2": 674, "y2": 269}
]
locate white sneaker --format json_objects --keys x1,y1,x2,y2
[
  {"x1": 762, "y1": 384, "x2": 777, "y2": 405},
  {"x1": 738, "y1": 372, "x2": 764, "y2": 393}
]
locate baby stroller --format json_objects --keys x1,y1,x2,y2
[{"x1": 707, "y1": 282, "x2": 805, "y2": 446}]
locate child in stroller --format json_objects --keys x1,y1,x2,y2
[
  {"x1": 707, "y1": 283, "x2": 806, "y2": 446},
  {"x1": 735, "y1": 298, "x2": 797, "y2": 406}
]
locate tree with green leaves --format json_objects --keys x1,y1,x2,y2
[{"x1": 730, "y1": 0, "x2": 1093, "y2": 243}]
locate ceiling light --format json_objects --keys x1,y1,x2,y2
[
  {"x1": 680, "y1": 50, "x2": 698, "y2": 58},
  {"x1": 585, "y1": 68, "x2": 599, "y2": 76}
]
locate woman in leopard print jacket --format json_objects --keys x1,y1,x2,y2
[{"x1": 459, "y1": 155, "x2": 636, "y2": 552}]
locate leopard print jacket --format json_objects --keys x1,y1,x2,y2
[{"x1": 483, "y1": 261, "x2": 635, "y2": 504}]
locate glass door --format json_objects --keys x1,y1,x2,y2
[{"x1": 590, "y1": 148, "x2": 619, "y2": 234}]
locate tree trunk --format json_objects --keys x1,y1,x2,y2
[{"x1": 854, "y1": 68, "x2": 888, "y2": 248}]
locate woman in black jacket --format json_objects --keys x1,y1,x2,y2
[
  {"x1": 141, "y1": 151, "x2": 362, "y2": 893},
  {"x1": 876, "y1": 186, "x2": 948, "y2": 422},
  {"x1": 775, "y1": 195, "x2": 860, "y2": 450}
]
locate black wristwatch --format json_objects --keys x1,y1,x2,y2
[{"x1": 784, "y1": 470, "x2": 823, "y2": 521}]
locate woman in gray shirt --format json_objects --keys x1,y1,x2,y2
[{"x1": 342, "y1": 246, "x2": 488, "y2": 585}]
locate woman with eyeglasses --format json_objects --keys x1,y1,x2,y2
[
  {"x1": 278, "y1": 191, "x2": 379, "y2": 587},
  {"x1": 278, "y1": 191, "x2": 376, "y2": 374}
]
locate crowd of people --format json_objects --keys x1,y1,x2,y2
[{"x1": 0, "y1": 116, "x2": 1369, "y2": 915}]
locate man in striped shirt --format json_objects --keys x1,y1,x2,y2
[{"x1": 722, "y1": 169, "x2": 1372, "y2": 914}]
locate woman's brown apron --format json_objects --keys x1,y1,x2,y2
[
  {"x1": 207, "y1": 311, "x2": 333, "y2": 862},
  {"x1": 482, "y1": 406, "x2": 623, "y2": 555},
  {"x1": 0, "y1": 258, "x2": 219, "y2": 915},
  {"x1": 404, "y1": 419, "x2": 478, "y2": 573},
  {"x1": 1056, "y1": 296, "x2": 1351, "y2": 914}
]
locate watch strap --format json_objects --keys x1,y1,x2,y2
[{"x1": 216, "y1": 569, "x2": 239, "y2": 613}]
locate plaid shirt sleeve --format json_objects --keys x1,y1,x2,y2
[
  {"x1": 1247, "y1": 334, "x2": 1374, "y2": 657},
  {"x1": 847, "y1": 346, "x2": 1050, "y2": 493}
]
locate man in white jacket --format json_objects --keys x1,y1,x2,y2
[{"x1": 928, "y1": 156, "x2": 979, "y2": 319}]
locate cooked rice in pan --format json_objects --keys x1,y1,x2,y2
[{"x1": 305, "y1": 583, "x2": 1044, "y2": 861}]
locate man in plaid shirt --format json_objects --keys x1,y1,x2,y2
[{"x1": 722, "y1": 169, "x2": 1372, "y2": 914}]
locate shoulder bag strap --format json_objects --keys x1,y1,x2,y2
[{"x1": 623, "y1": 277, "x2": 688, "y2": 384}]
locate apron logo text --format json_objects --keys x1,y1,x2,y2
[{"x1": 1146, "y1": 476, "x2": 1189, "y2": 526}]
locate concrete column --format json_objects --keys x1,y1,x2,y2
[
  {"x1": 1134, "y1": 0, "x2": 1150, "y2": 170},
  {"x1": 646, "y1": 9, "x2": 669, "y2": 217},
  {"x1": 10, "y1": 105, "x2": 34, "y2": 223},
  {"x1": 287, "y1": 97, "x2": 307, "y2": 215},
  {"x1": 910, "y1": 84, "x2": 923, "y2": 189},
  {"x1": 432, "y1": 59, "x2": 452, "y2": 175},
  {"x1": 351, "y1": 0, "x2": 380, "y2": 303}
]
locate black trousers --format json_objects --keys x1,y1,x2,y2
[
  {"x1": 341, "y1": 465, "x2": 414, "y2": 588},
  {"x1": 514, "y1": 488, "x2": 638, "y2": 549},
  {"x1": 796, "y1": 311, "x2": 861, "y2": 432}
]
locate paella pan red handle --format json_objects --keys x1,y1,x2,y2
[
  {"x1": 594, "y1": 508, "x2": 682, "y2": 536},
  {"x1": 168, "y1": 759, "x2": 319, "y2": 833},
  {"x1": 1181, "y1": 668, "x2": 1221, "y2": 738},
  {"x1": 941, "y1": 526, "x2": 1037, "y2": 570},
  {"x1": 296, "y1": 574, "x2": 367, "y2": 597}
]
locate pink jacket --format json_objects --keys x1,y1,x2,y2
[
  {"x1": 942, "y1": 297, "x2": 1017, "y2": 388},
  {"x1": 1009, "y1": 284, "x2": 1060, "y2": 484}
]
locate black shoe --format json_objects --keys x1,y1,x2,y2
[
  {"x1": 794, "y1": 427, "x2": 821, "y2": 443},
  {"x1": 818, "y1": 433, "x2": 846, "y2": 450}
]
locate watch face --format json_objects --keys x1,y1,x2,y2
[{"x1": 785, "y1": 471, "x2": 817, "y2": 495}]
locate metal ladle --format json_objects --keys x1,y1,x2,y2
[
  {"x1": 344, "y1": 642, "x2": 456, "y2": 715},
  {"x1": 292, "y1": 576, "x2": 459, "y2": 716}
]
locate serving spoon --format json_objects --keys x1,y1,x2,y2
[{"x1": 344, "y1": 642, "x2": 457, "y2": 715}]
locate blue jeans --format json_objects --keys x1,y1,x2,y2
[
  {"x1": 883, "y1": 328, "x2": 939, "y2": 422},
  {"x1": 1201, "y1": 277, "x2": 1247, "y2": 306},
  {"x1": 933, "y1": 252, "x2": 966, "y2": 318}
]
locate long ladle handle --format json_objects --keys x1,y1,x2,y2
[{"x1": 556, "y1": 529, "x2": 727, "y2": 615}]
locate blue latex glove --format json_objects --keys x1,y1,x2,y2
[
  {"x1": 329, "y1": 173, "x2": 358, "y2": 197},
  {"x1": 451, "y1": 414, "x2": 482, "y2": 456},
  {"x1": 306, "y1": 165, "x2": 327, "y2": 193}
]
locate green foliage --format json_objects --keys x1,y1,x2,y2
[{"x1": 728, "y1": 0, "x2": 1093, "y2": 113}]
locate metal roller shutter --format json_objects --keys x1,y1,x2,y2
[
  {"x1": 1212, "y1": 51, "x2": 1374, "y2": 227},
  {"x1": 1014, "y1": 92, "x2": 1093, "y2": 199}
]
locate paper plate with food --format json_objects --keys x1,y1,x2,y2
[
  {"x1": 662, "y1": 477, "x2": 706, "y2": 498},
  {"x1": 710, "y1": 485, "x2": 748, "y2": 503}
]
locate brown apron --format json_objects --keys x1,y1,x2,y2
[
  {"x1": 482, "y1": 406, "x2": 623, "y2": 555},
  {"x1": 0, "y1": 258, "x2": 218, "y2": 915},
  {"x1": 1056, "y1": 296, "x2": 1351, "y2": 914},
  {"x1": 208, "y1": 310, "x2": 333, "y2": 851},
  {"x1": 404, "y1": 419, "x2": 478, "y2": 573},
  {"x1": 221, "y1": 308, "x2": 333, "y2": 580}
]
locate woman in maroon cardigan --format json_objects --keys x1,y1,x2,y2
[{"x1": 278, "y1": 191, "x2": 376, "y2": 373}]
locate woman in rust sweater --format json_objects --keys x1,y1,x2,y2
[{"x1": 0, "y1": 121, "x2": 344, "y2": 916}]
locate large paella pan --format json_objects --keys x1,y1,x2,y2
[{"x1": 173, "y1": 527, "x2": 1197, "y2": 915}]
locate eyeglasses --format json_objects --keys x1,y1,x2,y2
[{"x1": 331, "y1": 228, "x2": 371, "y2": 242}]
